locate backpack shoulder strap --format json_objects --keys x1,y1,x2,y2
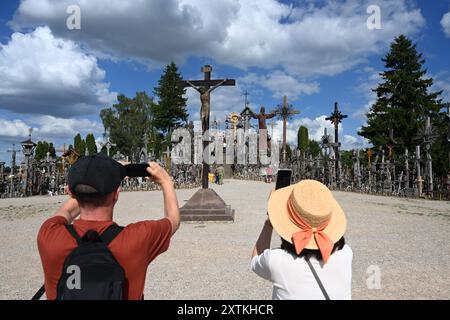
[
  {"x1": 100, "y1": 224, "x2": 124, "y2": 246},
  {"x1": 65, "y1": 224, "x2": 82, "y2": 245},
  {"x1": 305, "y1": 256, "x2": 330, "y2": 300},
  {"x1": 31, "y1": 284, "x2": 46, "y2": 300},
  {"x1": 32, "y1": 224, "x2": 82, "y2": 300}
]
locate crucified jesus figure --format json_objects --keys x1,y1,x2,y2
[
  {"x1": 249, "y1": 106, "x2": 277, "y2": 152},
  {"x1": 185, "y1": 79, "x2": 228, "y2": 132},
  {"x1": 250, "y1": 106, "x2": 277, "y2": 130}
]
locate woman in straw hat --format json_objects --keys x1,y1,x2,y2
[{"x1": 251, "y1": 180, "x2": 352, "y2": 300}]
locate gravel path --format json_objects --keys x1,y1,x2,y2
[{"x1": 0, "y1": 179, "x2": 448, "y2": 299}]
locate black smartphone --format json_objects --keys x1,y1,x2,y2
[
  {"x1": 124, "y1": 163, "x2": 150, "y2": 178},
  {"x1": 275, "y1": 169, "x2": 292, "y2": 190}
]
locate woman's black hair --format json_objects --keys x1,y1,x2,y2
[{"x1": 280, "y1": 236, "x2": 345, "y2": 260}]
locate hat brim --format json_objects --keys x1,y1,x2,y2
[{"x1": 268, "y1": 185, "x2": 347, "y2": 250}]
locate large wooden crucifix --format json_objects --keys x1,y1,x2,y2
[{"x1": 181, "y1": 65, "x2": 235, "y2": 189}]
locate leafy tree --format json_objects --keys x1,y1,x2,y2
[
  {"x1": 359, "y1": 35, "x2": 442, "y2": 154},
  {"x1": 340, "y1": 150, "x2": 353, "y2": 169},
  {"x1": 285, "y1": 144, "x2": 292, "y2": 161},
  {"x1": 35, "y1": 141, "x2": 56, "y2": 161},
  {"x1": 100, "y1": 92, "x2": 157, "y2": 161},
  {"x1": 34, "y1": 141, "x2": 46, "y2": 161},
  {"x1": 308, "y1": 140, "x2": 322, "y2": 157},
  {"x1": 85, "y1": 133, "x2": 98, "y2": 155},
  {"x1": 153, "y1": 62, "x2": 188, "y2": 135},
  {"x1": 297, "y1": 126, "x2": 309, "y2": 154}
]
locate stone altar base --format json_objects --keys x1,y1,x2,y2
[{"x1": 180, "y1": 188, "x2": 235, "y2": 222}]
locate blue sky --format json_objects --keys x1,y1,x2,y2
[{"x1": 0, "y1": 0, "x2": 449, "y2": 164}]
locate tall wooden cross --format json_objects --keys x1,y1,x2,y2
[
  {"x1": 326, "y1": 102, "x2": 347, "y2": 187},
  {"x1": 181, "y1": 65, "x2": 235, "y2": 189},
  {"x1": 277, "y1": 96, "x2": 300, "y2": 163},
  {"x1": 56, "y1": 144, "x2": 67, "y2": 172}
]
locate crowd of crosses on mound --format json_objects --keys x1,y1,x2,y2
[
  {"x1": 2, "y1": 99, "x2": 449, "y2": 200},
  {"x1": 0, "y1": 130, "x2": 68, "y2": 198},
  {"x1": 1, "y1": 65, "x2": 449, "y2": 200}
]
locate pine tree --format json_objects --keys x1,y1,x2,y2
[
  {"x1": 74, "y1": 133, "x2": 85, "y2": 156},
  {"x1": 297, "y1": 126, "x2": 309, "y2": 154},
  {"x1": 431, "y1": 111, "x2": 450, "y2": 176},
  {"x1": 153, "y1": 62, "x2": 188, "y2": 135},
  {"x1": 85, "y1": 133, "x2": 97, "y2": 155},
  {"x1": 358, "y1": 35, "x2": 442, "y2": 154},
  {"x1": 48, "y1": 143, "x2": 56, "y2": 157}
]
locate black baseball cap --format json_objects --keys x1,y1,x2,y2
[{"x1": 68, "y1": 153, "x2": 126, "y2": 196}]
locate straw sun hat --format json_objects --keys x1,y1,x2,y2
[{"x1": 268, "y1": 179, "x2": 346, "y2": 261}]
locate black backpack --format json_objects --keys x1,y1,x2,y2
[{"x1": 32, "y1": 224, "x2": 125, "y2": 300}]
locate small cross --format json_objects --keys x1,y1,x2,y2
[
  {"x1": 367, "y1": 148, "x2": 372, "y2": 167},
  {"x1": 100, "y1": 136, "x2": 117, "y2": 157},
  {"x1": 243, "y1": 90, "x2": 250, "y2": 107}
]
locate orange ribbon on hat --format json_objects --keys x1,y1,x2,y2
[{"x1": 287, "y1": 197, "x2": 334, "y2": 263}]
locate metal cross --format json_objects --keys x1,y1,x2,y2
[
  {"x1": 277, "y1": 96, "x2": 300, "y2": 163},
  {"x1": 326, "y1": 102, "x2": 348, "y2": 187}
]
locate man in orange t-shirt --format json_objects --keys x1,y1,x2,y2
[{"x1": 37, "y1": 154, "x2": 180, "y2": 300}]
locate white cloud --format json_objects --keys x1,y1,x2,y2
[
  {"x1": 0, "y1": 26, "x2": 117, "y2": 117},
  {"x1": 0, "y1": 119, "x2": 31, "y2": 141},
  {"x1": 31, "y1": 115, "x2": 104, "y2": 139},
  {"x1": 185, "y1": 82, "x2": 246, "y2": 125},
  {"x1": 433, "y1": 73, "x2": 450, "y2": 101},
  {"x1": 0, "y1": 116, "x2": 103, "y2": 143},
  {"x1": 240, "y1": 71, "x2": 319, "y2": 100},
  {"x1": 271, "y1": 115, "x2": 336, "y2": 146},
  {"x1": 10, "y1": 0, "x2": 425, "y2": 77},
  {"x1": 441, "y1": 11, "x2": 450, "y2": 37},
  {"x1": 351, "y1": 99, "x2": 374, "y2": 120},
  {"x1": 342, "y1": 134, "x2": 369, "y2": 150},
  {"x1": 270, "y1": 115, "x2": 368, "y2": 151},
  {"x1": 351, "y1": 67, "x2": 381, "y2": 120}
]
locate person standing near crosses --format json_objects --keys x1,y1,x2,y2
[
  {"x1": 251, "y1": 180, "x2": 352, "y2": 300},
  {"x1": 35, "y1": 155, "x2": 180, "y2": 300},
  {"x1": 217, "y1": 165, "x2": 224, "y2": 185}
]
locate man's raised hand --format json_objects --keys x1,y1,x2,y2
[{"x1": 147, "y1": 162, "x2": 171, "y2": 186}]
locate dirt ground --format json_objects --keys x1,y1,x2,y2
[{"x1": 0, "y1": 179, "x2": 448, "y2": 299}]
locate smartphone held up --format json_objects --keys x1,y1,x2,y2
[
  {"x1": 275, "y1": 169, "x2": 292, "y2": 190},
  {"x1": 124, "y1": 163, "x2": 151, "y2": 178}
]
